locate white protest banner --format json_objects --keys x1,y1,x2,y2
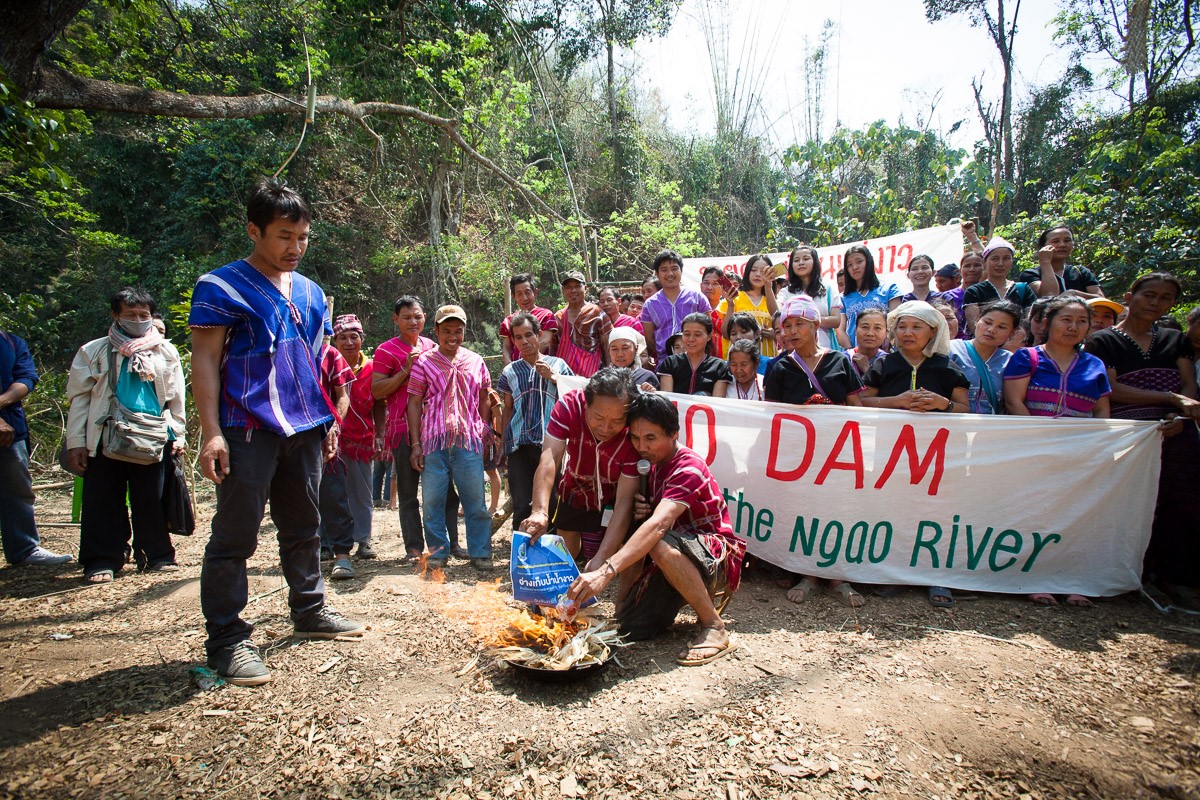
[
  {"x1": 558, "y1": 377, "x2": 1162, "y2": 596},
  {"x1": 679, "y1": 222, "x2": 964, "y2": 297}
]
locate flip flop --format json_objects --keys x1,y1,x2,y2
[
  {"x1": 1064, "y1": 594, "x2": 1093, "y2": 607},
  {"x1": 830, "y1": 582, "x2": 865, "y2": 608},
  {"x1": 1028, "y1": 593, "x2": 1058, "y2": 606},
  {"x1": 928, "y1": 586, "x2": 954, "y2": 608},
  {"x1": 85, "y1": 569, "x2": 114, "y2": 584},
  {"x1": 676, "y1": 628, "x2": 737, "y2": 667},
  {"x1": 786, "y1": 577, "x2": 819, "y2": 604}
]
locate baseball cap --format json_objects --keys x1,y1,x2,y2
[
  {"x1": 1086, "y1": 297, "x2": 1124, "y2": 316},
  {"x1": 434, "y1": 304, "x2": 468, "y2": 324},
  {"x1": 560, "y1": 270, "x2": 587, "y2": 285}
]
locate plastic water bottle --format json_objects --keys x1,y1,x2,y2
[{"x1": 555, "y1": 596, "x2": 578, "y2": 622}]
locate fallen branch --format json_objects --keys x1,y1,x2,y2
[
  {"x1": 14, "y1": 584, "x2": 96, "y2": 601},
  {"x1": 247, "y1": 584, "x2": 285, "y2": 604},
  {"x1": 208, "y1": 744, "x2": 304, "y2": 800},
  {"x1": 890, "y1": 622, "x2": 1039, "y2": 649},
  {"x1": 26, "y1": 67, "x2": 573, "y2": 225},
  {"x1": 32, "y1": 480, "x2": 75, "y2": 491}
]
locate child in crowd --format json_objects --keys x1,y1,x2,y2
[
  {"x1": 628, "y1": 294, "x2": 645, "y2": 318},
  {"x1": 484, "y1": 387, "x2": 505, "y2": 519},
  {"x1": 724, "y1": 312, "x2": 769, "y2": 376}
]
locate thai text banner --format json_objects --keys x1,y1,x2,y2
[{"x1": 680, "y1": 223, "x2": 965, "y2": 296}]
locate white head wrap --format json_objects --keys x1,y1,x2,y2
[
  {"x1": 887, "y1": 300, "x2": 951, "y2": 358},
  {"x1": 608, "y1": 326, "x2": 646, "y2": 363}
]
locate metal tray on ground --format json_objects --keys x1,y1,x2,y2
[{"x1": 504, "y1": 658, "x2": 607, "y2": 683}]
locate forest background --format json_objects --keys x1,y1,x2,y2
[{"x1": 2, "y1": 0, "x2": 1199, "y2": 459}]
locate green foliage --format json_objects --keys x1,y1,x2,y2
[
  {"x1": 772, "y1": 122, "x2": 973, "y2": 247},
  {"x1": 0, "y1": 74, "x2": 70, "y2": 189},
  {"x1": 7, "y1": 0, "x2": 1200, "y2": 428},
  {"x1": 1016, "y1": 108, "x2": 1200, "y2": 299}
]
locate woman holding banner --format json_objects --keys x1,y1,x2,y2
[
  {"x1": 859, "y1": 300, "x2": 969, "y2": 608},
  {"x1": 777, "y1": 244, "x2": 842, "y2": 351},
  {"x1": 1004, "y1": 296, "x2": 1113, "y2": 606},
  {"x1": 765, "y1": 296, "x2": 868, "y2": 608},
  {"x1": 1085, "y1": 273, "x2": 1200, "y2": 612},
  {"x1": 1002, "y1": 296, "x2": 1111, "y2": 421},
  {"x1": 947, "y1": 301, "x2": 1020, "y2": 414},
  {"x1": 839, "y1": 245, "x2": 901, "y2": 348}
]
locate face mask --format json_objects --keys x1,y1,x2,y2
[{"x1": 120, "y1": 318, "x2": 154, "y2": 337}]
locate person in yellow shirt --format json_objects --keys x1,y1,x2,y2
[{"x1": 732, "y1": 255, "x2": 779, "y2": 357}]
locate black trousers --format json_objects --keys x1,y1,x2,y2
[
  {"x1": 201, "y1": 427, "x2": 326, "y2": 655},
  {"x1": 506, "y1": 443, "x2": 549, "y2": 534},
  {"x1": 79, "y1": 448, "x2": 174, "y2": 573},
  {"x1": 317, "y1": 462, "x2": 355, "y2": 555},
  {"x1": 390, "y1": 442, "x2": 460, "y2": 553}
]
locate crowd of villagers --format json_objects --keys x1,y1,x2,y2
[{"x1": 2, "y1": 180, "x2": 1197, "y2": 682}]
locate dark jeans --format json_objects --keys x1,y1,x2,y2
[
  {"x1": 506, "y1": 443, "x2": 547, "y2": 534},
  {"x1": 318, "y1": 461, "x2": 355, "y2": 555},
  {"x1": 201, "y1": 426, "x2": 326, "y2": 655},
  {"x1": 391, "y1": 442, "x2": 460, "y2": 554},
  {"x1": 372, "y1": 459, "x2": 392, "y2": 505},
  {"x1": 392, "y1": 442, "x2": 423, "y2": 553},
  {"x1": 0, "y1": 440, "x2": 40, "y2": 564},
  {"x1": 80, "y1": 448, "x2": 174, "y2": 574}
]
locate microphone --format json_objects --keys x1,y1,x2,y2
[{"x1": 636, "y1": 459, "x2": 651, "y2": 521}]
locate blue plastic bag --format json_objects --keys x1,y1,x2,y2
[{"x1": 510, "y1": 532, "x2": 596, "y2": 612}]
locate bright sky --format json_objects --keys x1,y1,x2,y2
[{"x1": 636, "y1": 0, "x2": 1104, "y2": 153}]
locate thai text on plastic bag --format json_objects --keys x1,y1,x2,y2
[{"x1": 510, "y1": 532, "x2": 597, "y2": 613}]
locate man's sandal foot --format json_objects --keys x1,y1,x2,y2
[
  {"x1": 677, "y1": 627, "x2": 736, "y2": 667},
  {"x1": 1064, "y1": 594, "x2": 1093, "y2": 607},
  {"x1": 1028, "y1": 593, "x2": 1057, "y2": 606},
  {"x1": 928, "y1": 586, "x2": 954, "y2": 608},
  {"x1": 786, "y1": 577, "x2": 818, "y2": 604},
  {"x1": 830, "y1": 582, "x2": 865, "y2": 608},
  {"x1": 84, "y1": 569, "x2": 114, "y2": 584}
]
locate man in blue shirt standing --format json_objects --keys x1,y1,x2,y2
[
  {"x1": 189, "y1": 179, "x2": 364, "y2": 686},
  {"x1": 0, "y1": 330, "x2": 72, "y2": 566}
]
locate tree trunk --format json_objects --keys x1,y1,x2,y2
[
  {"x1": 0, "y1": 0, "x2": 89, "y2": 93},
  {"x1": 606, "y1": 36, "x2": 622, "y2": 207}
]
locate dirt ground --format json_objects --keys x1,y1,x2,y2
[{"x1": 2, "y1": 484, "x2": 1199, "y2": 800}]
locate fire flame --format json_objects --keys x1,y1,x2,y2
[
  {"x1": 418, "y1": 568, "x2": 582, "y2": 653},
  {"x1": 418, "y1": 552, "x2": 446, "y2": 584}
]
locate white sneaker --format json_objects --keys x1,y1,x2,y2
[{"x1": 19, "y1": 546, "x2": 73, "y2": 566}]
